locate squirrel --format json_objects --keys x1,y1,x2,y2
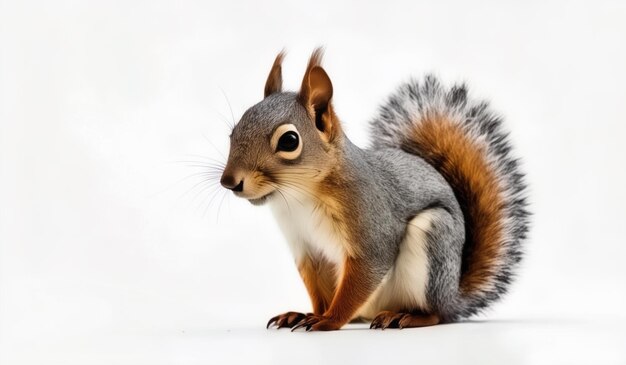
[{"x1": 219, "y1": 49, "x2": 529, "y2": 331}]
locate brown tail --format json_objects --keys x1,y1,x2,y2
[
  {"x1": 370, "y1": 76, "x2": 529, "y2": 316},
  {"x1": 409, "y1": 114, "x2": 507, "y2": 295}
]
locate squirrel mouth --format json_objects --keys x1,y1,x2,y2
[{"x1": 248, "y1": 192, "x2": 273, "y2": 206}]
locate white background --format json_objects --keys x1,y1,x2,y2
[{"x1": 1, "y1": 1, "x2": 626, "y2": 364}]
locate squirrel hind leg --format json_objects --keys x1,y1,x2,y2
[{"x1": 370, "y1": 311, "x2": 440, "y2": 329}]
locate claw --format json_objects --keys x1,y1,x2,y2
[
  {"x1": 267, "y1": 311, "x2": 308, "y2": 330},
  {"x1": 370, "y1": 311, "x2": 439, "y2": 329},
  {"x1": 266, "y1": 315, "x2": 280, "y2": 329},
  {"x1": 370, "y1": 311, "x2": 407, "y2": 330},
  {"x1": 370, "y1": 317, "x2": 381, "y2": 329},
  {"x1": 291, "y1": 317, "x2": 310, "y2": 332},
  {"x1": 291, "y1": 313, "x2": 323, "y2": 331}
]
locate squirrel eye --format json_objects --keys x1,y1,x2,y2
[{"x1": 276, "y1": 131, "x2": 299, "y2": 152}]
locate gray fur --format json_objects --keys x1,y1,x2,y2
[{"x1": 348, "y1": 141, "x2": 467, "y2": 322}]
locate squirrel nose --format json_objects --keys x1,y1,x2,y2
[{"x1": 220, "y1": 174, "x2": 244, "y2": 192}]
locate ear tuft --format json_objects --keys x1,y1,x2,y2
[
  {"x1": 264, "y1": 50, "x2": 286, "y2": 98},
  {"x1": 298, "y1": 47, "x2": 340, "y2": 142},
  {"x1": 298, "y1": 47, "x2": 325, "y2": 103}
]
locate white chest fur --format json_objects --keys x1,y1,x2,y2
[
  {"x1": 270, "y1": 191, "x2": 435, "y2": 320},
  {"x1": 268, "y1": 190, "x2": 346, "y2": 267}
]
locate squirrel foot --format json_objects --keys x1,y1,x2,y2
[
  {"x1": 291, "y1": 313, "x2": 343, "y2": 331},
  {"x1": 370, "y1": 311, "x2": 440, "y2": 329},
  {"x1": 266, "y1": 311, "x2": 309, "y2": 329}
]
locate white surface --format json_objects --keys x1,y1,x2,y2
[
  {"x1": 4, "y1": 320, "x2": 626, "y2": 365},
  {"x1": 1, "y1": 0, "x2": 626, "y2": 364}
]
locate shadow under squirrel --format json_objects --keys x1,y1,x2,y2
[{"x1": 219, "y1": 49, "x2": 529, "y2": 331}]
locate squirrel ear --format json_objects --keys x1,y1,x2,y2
[
  {"x1": 299, "y1": 48, "x2": 339, "y2": 142},
  {"x1": 264, "y1": 51, "x2": 285, "y2": 98}
]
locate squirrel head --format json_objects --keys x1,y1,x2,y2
[{"x1": 220, "y1": 48, "x2": 343, "y2": 205}]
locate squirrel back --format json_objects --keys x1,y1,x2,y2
[{"x1": 370, "y1": 76, "x2": 530, "y2": 317}]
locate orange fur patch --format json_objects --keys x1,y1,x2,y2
[
  {"x1": 325, "y1": 256, "x2": 377, "y2": 324},
  {"x1": 408, "y1": 115, "x2": 505, "y2": 295},
  {"x1": 309, "y1": 160, "x2": 378, "y2": 324},
  {"x1": 298, "y1": 254, "x2": 337, "y2": 314},
  {"x1": 315, "y1": 164, "x2": 363, "y2": 259}
]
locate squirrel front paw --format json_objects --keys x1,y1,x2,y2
[
  {"x1": 290, "y1": 313, "x2": 343, "y2": 331},
  {"x1": 266, "y1": 311, "x2": 309, "y2": 329}
]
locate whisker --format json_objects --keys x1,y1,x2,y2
[
  {"x1": 279, "y1": 185, "x2": 312, "y2": 201},
  {"x1": 272, "y1": 180, "x2": 317, "y2": 200},
  {"x1": 269, "y1": 169, "x2": 321, "y2": 179},
  {"x1": 194, "y1": 182, "x2": 223, "y2": 215},
  {"x1": 268, "y1": 182, "x2": 308, "y2": 206},
  {"x1": 167, "y1": 160, "x2": 225, "y2": 170},
  {"x1": 166, "y1": 159, "x2": 224, "y2": 166},
  {"x1": 201, "y1": 133, "x2": 228, "y2": 161},
  {"x1": 182, "y1": 154, "x2": 227, "y2": 165},
  {"x1": 218, "y1": 86, "x2": 237, "y2": 130},
  {"x1": 180, "y1": 176, "x2": 220, "y2": 201},
  {"x1": 270, "y1": 168, "x2": 320, "y2": 173},
  {"x1": 178, "y1": 163, "x2": 225, "y2": 170},
  {"x1": 274, "y1": 187, "x2": 293, "y2": 215},
  {"x1": 213, "y1": 109, "x2": 234, "y2": 131},
  {"x1": 148, "y1": 170, "x2": 217, "y2": 199},
  {"x1": 267, "y1": 182, "x2": 299, "y2": 211},
  {"x1": 214, "y1": 189, "x2": 230, "y2": 223},
  {"x1": 200, "y1": 183, "x2": 227, "y2": 215},
  {"x1": 191, "y1": 181, "x2": 222, "y2": 205}
]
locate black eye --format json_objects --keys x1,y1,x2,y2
[{"x1": 276, "y1": 131, "x2": 299, "y2": 152}]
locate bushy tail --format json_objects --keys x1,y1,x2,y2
[{"x1": 370, "y1": 75, "x2": 530, "y2": 317}]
